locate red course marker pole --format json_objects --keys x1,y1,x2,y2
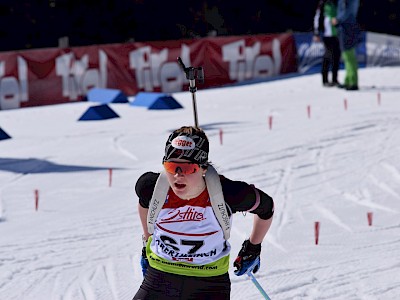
[
  {"x1": 367, "y1": 212, "x2": 373, "y2": 226},
  {"x1": 307, "y1": 105, "x2": 311, "y2": 119},
  {"x1": 268, "y1": 116, "x2": 273, "y2": 130},
  {"x1": 219, "y1": 128, "x2": 223, "y2": 145},
  {"x1": 109, "y1": 168, "x2": 113, "y2": 187},
  {"x1": 35, "y1": 189, "x2": 39, "y2": 211},
  {"x1": 314, "y1": 221, "x2": 320, "y2": 245}
]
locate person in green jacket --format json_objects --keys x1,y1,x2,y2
[
  {"x1": 313, "y1": 0, "x2": 341, "y2": 87},
  {"x1": 332, "y1": 0, "x2": 360, "y2": 90}
]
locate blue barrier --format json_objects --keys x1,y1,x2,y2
[
  {"x1": 78, "y1": 104, "x2": 120, "y2": 121},
  {"x1": 0, "y1": 127, "x2": 11, "y2": 140},
  {"x1": 131, "y1": 92, "x2": 183, "y2": 110},
  {"x1": 86, "y1": 88, "x2": 129, "y2": 104}
]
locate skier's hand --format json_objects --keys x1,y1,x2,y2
[
  {"x1": 233, "y1": 239, "x2": 261, "y2": 276},
  {"x1": 140, "y1": 246, "x2": 149, "y2": 276}
]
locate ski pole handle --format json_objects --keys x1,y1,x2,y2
[
  {"x1": 177, "y1": 57, "x2": 187, "y2": 73},
  {"x1": 177, "y1": 56, "x2": 200, "y2": 128}
]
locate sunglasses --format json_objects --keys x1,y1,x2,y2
[{"x1": 163, "y1": 161, "x2": 201, "y2": 175}]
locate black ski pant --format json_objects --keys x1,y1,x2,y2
[
  {"x1": 322, "y1": 36, "x2": 341, "y2": 84},
  {"x1": 133, "y1": 266, "x2": 231, "y2": 300}
]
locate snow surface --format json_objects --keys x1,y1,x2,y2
[{"x1": 1, "y1": 67, "x2": 400, "y2": 300}]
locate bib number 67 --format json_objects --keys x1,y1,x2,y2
[{"x1": 160, "y1": 235, "x2": 204, "y2": 254}]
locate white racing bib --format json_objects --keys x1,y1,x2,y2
[{"x1": 150, "y1": 189, "x2": 231, "y2": 266}]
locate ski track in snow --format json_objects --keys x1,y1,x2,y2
[
  {"x1": 112, "y1": 135, "x2": 138, "y2": 162},
  {"x1": 0, "y1": 207, "x2": 137, "y2": 300}
]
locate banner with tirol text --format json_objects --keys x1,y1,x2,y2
[{"x1": 0, "y1": 33, "x2": 298, "y2": 110}]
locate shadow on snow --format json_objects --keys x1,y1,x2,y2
[{"x1": 0, "y1": 157, "x2": 121, "y2": 174}]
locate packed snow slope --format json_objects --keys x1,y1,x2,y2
[{"x1": 1, "y1": 67, "x2": 400, "y2": 300}]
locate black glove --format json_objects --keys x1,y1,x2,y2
[
  {"x1": 140, "y1": 246, "x2": 149, "y2": 276},
  {"x1": 233, "y1": 239, "x2": 261, "y2": 276}
]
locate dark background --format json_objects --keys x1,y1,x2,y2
[{"x1": 0, "y1": 0, "x2": 399, "y2": 52}]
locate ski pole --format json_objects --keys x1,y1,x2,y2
[
  {"x1": 188, "y1": 81, "x2": 199, "y2": 128},
  {"x1": 247, "y1": 272, "x2": 272, "y2": 300},
  {"x1": 245, "y1": 258, "x2": 272, "y2": 300},
  {"x1": 177, "y1": 57, "x2": 204, "y2": 129}
]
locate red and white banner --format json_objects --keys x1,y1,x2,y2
[{"x1": 0, "y1": 33, "x2": 297, "y2": 109}]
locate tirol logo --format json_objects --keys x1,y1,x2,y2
[
  {"x1": 0, "y1": 57, "x2": 29, "y2": 110},
  {"x1": 172, "y1": 136, "x2": 195, "y2": 150},
  {"x1": 129, "y1": 44, "x2": 191, "y2": 93},
  {"x1": 222, "y1": 38, "x2": 282, "y2": 82}
]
